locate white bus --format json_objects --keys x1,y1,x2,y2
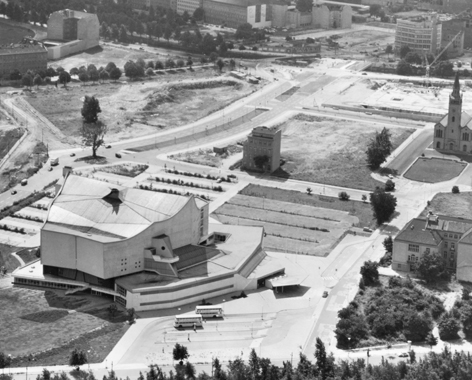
[
  {"x1": 174, "y1": 314, "x2": 203, "y2": 329},
  {"x1": 195, "y1": 305, "x2": 224, "y2": 318}
]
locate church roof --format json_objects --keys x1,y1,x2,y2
[{"x1": 437, "y1": 111, "x2": 472, "y2": 129}]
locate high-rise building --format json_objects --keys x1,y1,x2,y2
[
  {"x1": 243, "y1": 126, "x2": 281, "y2": 173},
  {"x1": 395, "y1": 13, "x2": 442, "y2": 55}
]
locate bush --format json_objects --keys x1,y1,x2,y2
[
  {"x1": 452, "y1": 186, "x2": 460, "y2": 194},
  {"x1": 338, "y1": 191, "x2": 350, "y2": 201},
  {"x1": 438, "y1": 314, "x2": 460, "y2": 340},
  {"x1": 385, "y1": 179, "x2": 395, "y2": 192}
]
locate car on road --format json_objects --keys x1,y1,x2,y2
[
  {"x1": 398, "y1": 353, "x2": 409, "y2": 358},
  {"x1": 115, "y1": 153, "x2": 122, "y2": 158},
  {"x1": 106, "y1": 145, "x2": 112, "y2": 149},
  {"x1": 362, "y1": 73, "x2": 367, "y2": 75},
  {"x1": 11, "y1": 190, "x2": 17, "y2": 195},
  {"x1": 322, "y1": 291, "x2": 328, "y2": 298},
  {"x1": 20, "y1": 179, "x2": 27, "y2": 186},
  {"x1": 70, "y1": 153, "x2": 76, "y2": 157},
  {"x1": 365, "y1": 112, "x2": 373, "y2": 115},
  {"x1": 48, "y1": 167, "x2": 53, "y2": 171}
]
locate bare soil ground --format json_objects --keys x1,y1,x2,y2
[
  {"x1": 212, "y1": 194, "x2": 359, "y2": 256},
  {"x1": 275, "y1": 114, "x2": 414, "y2": 191},
  {"x1": 404, "y1": 157, "x2": 466, "y2": 183},
  {"x1": 171, "y1": 145, "x2": 243, "y2": 168},
  {"x1": 0, "y1": 243, "x2": 20, "y2": 271},
  {"x1": 25, "y1": 76, "x2": 255, "y2": 144},
  {"x1": 419, "y1": 191, "x2": 472, "y2": 219}
]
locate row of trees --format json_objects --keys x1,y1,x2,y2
[{"x1": 6, "y1": 340, "x2": 472, "y2": 380}]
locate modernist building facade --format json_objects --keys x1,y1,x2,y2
[
  {"x1": 392, "y1": 213, "x2": 472, "y2": 282},
  {"x1": 46, "y1": 9, "x2": 99, "y2": 59},
  {"x1": 203, "y1": 0, "x2": 272, "y2": 29},
  {"x1": 0, "y1": 41, "x2": 47, "y2": 78},
  {"x1": 434, "y1": 73, "x2": 472, "y2": 154},
  {"x1": 312, "y1": 3, "x2": 351, "y2": 30},
  {"x1": 395, "y1": 13, "x2": 442, "y2": 54},
  {"x1": 243, "y1": 126, "x2": 281, "y2": 173},
  {"x1": 13, "y1": 174, "x2": 282, "y2": 311}
]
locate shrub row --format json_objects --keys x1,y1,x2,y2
[
  {"x1": 11, "y1": 214, "x2": 44, "y2": 223},
  {"x1": 138, "y1": 184, "x2": 210, "y2": 201},
  {"x1": 164, "y1": 168, "x2": 235, "y2": 182},
  {"x1": 0, "y1": 224, "x2": 26, "y2": 234},
  {"x1": 153, "y1": 177, "x2": 224, "y2": 192},
  {"x1": 0, "y1": 192, "x2": 47, "y2": 220}
]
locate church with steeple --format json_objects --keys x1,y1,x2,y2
[{"x1": 434, "y1": 73, "x2": 472, "y2": 154}]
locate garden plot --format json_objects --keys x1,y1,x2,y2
[
  {"x1": 148, "y1": 174, "x2": 231, "y2": 191},
  {"x1": 1, "y1": 217, "x2": 41, "y2": 233},
  {"x1": 212, "y1": 194, "x2": 359, "y2": 256},
  {"x1": 139, "y1": 181, "x2": 217, "y2": 200}
]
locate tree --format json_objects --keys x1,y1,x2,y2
[
  {"x1": 415, "y1": 250, "x2": 448, "y2": 284},
  {"x1": 21, "y1": 73, "x2": 33, "y2": 89},
  {"x1": 399, "y1": 45, "x2": 411, "y2": 59},
  {"x1": 370, "y1": 188, "x2": 397, "y2": 225},
  {"x1": 216, "y1": 59, "x2": 224, "y2": 72},
  {"x1": 452, "y1": 186, "x2": 460, "y2": 194},
  {"x1": 248, "y1": 349, "x2": 260, "y2": 380},
  {"x1": 434, "y1": 61, "x2": 454, "y2": 78},
  {"x1": 176, "y1": 59, "x2": 185, "y2": 68},
  {"x1": 438, "y1": 313, "x2": 460, "y2": 340},
  {"x1": 314, "y1": 338, "x2": 333, "y2": 380},
  {"x1": 385, "y1": 179, "x2": 395, "y2": 191},
  {"x1": 385, "y1": 44, "x2": 393, "y2": 58},
  {"x1": 235, "y1": 23, "x2": 253, "y2": 40},
  {"x1": 105, "y1": 62, "x2": 117, "y2": 72},
  {"x1": 89, "y1": 69, "x2": 99, "y2": 83},
  {"x1": 119, "y1": 24, "x2": 128, "y2": 43},
  {"x1": 81, "y1": 96, "x2": 101, "y2": 124},
  {"x1": 69, "y1": 348, "x2": 88, "y2": 366},
  {"x1": 360, "y1": 260, "x2": 379, "y2": 286},
  {"x1": 108, "y1": 303, "x2": 118, "y2": 318},
  {"x1": 338, "y1": 191, "x2": 350, "y2": 201},
  {"x1": 79, "y1": 71, "x2": 89, "y2": 84},
  {"x1": 296, "y1": 0, "x2": 313, "y2": 13},
  {"x1": 383, "y1": 236, "x2": 393, "y2": 253},
  {"x1": 193, "y1": 7, "x2": 204, "y2": 21},
  {"x1": 99, "y1": 70, "x2": 110, "y2": 83},
  {"x1": 164, "y1": 24, "x2": 173, "y2": 43},
  {"x1": 173, "y1": 344, "x2": 189, "y2": 366},
  {"x1": 124, "y1": 61, "x2": 144, "y2": 79},
  {"x1": 426, "y1": 331, "x2": 438, "y2": 349},
  {"x1": 403, "y1": 312, "x2": 432, "y2": 342},
  {"x1": 405, "y1": 52, "x2": 422, "y2": 65},
  {"x1": 81, "y1": 120, "x2": 107, "y2": 159},
  {"x1": 366, "y1": 127, "x2": 392, "y2": 169},
  {"x1": 58, "y1": 71, "x2": 71, "y2": 88},
  {"x1": 109, "y1": 67, "x2": 122, "y2": 82},
  {"x1": 70, "y1": 67, "x2": 79, "y2": 76},
  {"x1": 0, "y1": 352, "x2": 12, "y2": 368},
  {"x1": 370, "y1": 4, "x2": 381, "y2": 16},
  {"x1": 33, "y1": 74, "x2": 42, "y2": 89}
]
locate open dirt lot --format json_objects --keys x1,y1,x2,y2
[
  {"x1": 212, "y1": 194, "x2": 359, "y2": 256},
  {"x1": 0, "y1": 19, "x2": 33, "y2": 44},
  {"x1": 404, "y1": 157, "x2": 466, "y2": 183},
  {"x1": 276, "y1": 114, "x2": 414, "y2": 191},
  {"x1": 419, "y1": 191, "x2": 472, "y2": 219},
  {"x1": 25, "y1": 76, "x2": 255, "y2": 144},
  {"x1": 50, "y1": 44, "x2": 185, "y2": 72}
]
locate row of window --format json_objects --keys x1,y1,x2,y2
[
  {"x1": 116, "y1": 284, "x2": 127, "y2": 297},
  {"x1": 15, "y1": 277, "x2": 78, "y2": 289},
  {"x1": 435, "y1": 129, "x2": 471, "y2": 142}
]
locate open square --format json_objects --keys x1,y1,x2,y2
[{"x1": 404, "y1": 157, "x2": 466, "y2": 183}]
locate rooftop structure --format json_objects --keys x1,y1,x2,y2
[{"x1": 13, "y1": 174, "x2": 282, "y2": 311}]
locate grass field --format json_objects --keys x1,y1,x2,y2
[
  {"x1": 26, "y1": 77, "x2": 254, "y2": 144},
  {"x1": 0, "y1": 21, "x2": 33, "y2": 44},
  {"x1": 274, "y1": 114, "x2": 414, "y2": 191},
  {"x1": 419, "y1": 191, "x2": 472, "y2": 219},
  {"x1": 212, "y1": 191, "x2": 368, "y2": 256},
  {"x1": 0, "y1": 287, "x2": 117, "y2": 357},
  {"x1": 404, "y1": 157, "x2": 466, "y2": 183},
  {"x1": 240, "y1": 184, "x2": 376, "y2": 228}
]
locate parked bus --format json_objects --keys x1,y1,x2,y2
[
  {"x1": 195, "y1": 305, "x2": 224, "y2": 318},
  {"x1": 174, "y1": 314, "x2": 203, "y2": 329}
]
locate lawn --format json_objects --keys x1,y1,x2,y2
[
  {"x1": 0, "y1": 21, "x2": 33, "y2": 44},
  {"x1": 97, "y1": 163, "x2": 149, "y2": 177},
  {"x1": 419, "y1": 191, "x2": 472, "y2": 219},
  {"x1": 0, "y1": 243, "x2": 21, "y2": 272},
  {"x1": 240, "y1": 184, "x2": 376, "y2": 228},
  {"x1": 212, "y1": 193, "x2": 367, "y2": 256},
  {"x1": 0, "y1": 287, "x2": 120, "y2": 357},
  {"x1": 273, "y1": 114, "x2": 415, "y2": 191},
  {"x1": 404, "y1": 157, "x2": 466, "y2": 183}
]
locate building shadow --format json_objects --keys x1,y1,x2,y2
[
  {"x1": 84, "y1": 46, "x2": 104, "y2": 55},
  {"x1": 273, "y1": 285, "x2": 310, "y2": 299}
]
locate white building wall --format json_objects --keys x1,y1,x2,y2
[
  {"x1": 41, "y1": 230, "x2": 77, "y2": 270},
  {"x1": 247, "y1": 5, "x2": 272, "y2": 28},
  {"x1": 76, "y1": 237, "x2": 104, "y2": 279},
  {"x1": 47, "y1": 12, "x2": 65, "y2": 40},
  {"x1": 76, "y1": 15, "x2": 100, "y2": 49},
  {"x1": 457, "y1": 243, "x2": 472, "y2": 282}
]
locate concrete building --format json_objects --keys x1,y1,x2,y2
[
  {"x1": 0, "y1": 41, "x2": 47, "y2": 78},
  {"x1": 434, "y1": 73, "x2": 472, "y2": 154},
  {"x1": 312, "y1": 3, "x2": 352, "y2": 29},
  {"x1": 392, "y1": 213, "x2": 472, "y2": 282},
  {"x1": 395, "y1": 13, "x2": 442, "y2": 55},
  {"x1": 45, "y1": 9, "x2": 99, "y2": 60},
  {"x1": 440, "y1": 18, "x2": 465, "y2": 58},
  {"x1": 203, "y1": 0, "x2": 272, "y2": 29},
  {"x1": 243, "y1": 126, "x2": 281, "y2": 173},
  {"x1": 177, "y1": 0, "x2": 202, "y2": 15},
  {"x1": 13, "y1": 174, "x2": 283, "y2": 311}
]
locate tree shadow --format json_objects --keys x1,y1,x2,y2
[
  {"x1": 74, "y1": 155, "x2": 107, "y2": 165},
  {"x1": 83, "y1": 46, "x2": 104, "y2": 55}
]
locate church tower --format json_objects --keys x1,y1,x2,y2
[{"x1": 445, "y1": 72, "x2": 462, "y2": 150}]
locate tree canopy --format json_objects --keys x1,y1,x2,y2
[
  {"x1": 366, "y1": 127, "x2": 392, "y2": 170},
  {"x1": 369, "y1": 188, "x2": 397, "y2": 225},
  {"x1": 415, "y1": 250, "x2": 448, "y2": 283}
]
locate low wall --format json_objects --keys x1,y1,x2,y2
[
  {"x1": 47, "y1": 39, "x2": 87, "y2": 60},
  {"x1": 323, "y1": 103, "x2": 442, "y2": 122}
]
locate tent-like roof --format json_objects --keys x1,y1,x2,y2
[{"x1": 43, "y1": 175, "x2": 196, "y2": 242}]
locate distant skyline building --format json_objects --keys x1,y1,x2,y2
[
  {"x1": 0, "y1": 41, "x2": 47, "y2": 78},
  {"x1": 203, "y1": 0, "x2": 272, "y2": 29},
  {"x1": 395, "y1": 13, "x2": 442, "y2": 55}
]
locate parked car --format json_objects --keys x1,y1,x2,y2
[
  {"x1": 11, "y1": 190, "x2": 17, "y2": 195},
  {"x1": 20, "y1": 179, "x2": 27, "y2": 186},
  {"x1": 70, "y1": 153, "x2": 76, "y2": 157},
  {"x1": 322, "y1": 291, "x2": 328, "y2": 298},
  {"x1": 115, "y1": 153, "x2": 122, "y2": 158},
  {"x1": 106, "y1": 145, "x2": 112, "y2": 149}
]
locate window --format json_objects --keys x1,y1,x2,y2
[
  {"x1": 445, "y1": 241, "x2": 448, "y2": 248},
  {"x1": 435, "y1": 129, "x2": 443, "y2": 138},
  {"x1": 463, "y1": 133, "x2": 469, "y2": 141},
  {"x1": 464, "y1": 145, "x2": 467, "y2": 152},
  {"x1": 452, "y1": 116, "x2": 455, "y2": 122},
  {"x1": 451, "y1": 242, "x2": 455, "y2": 250},
  {"x1": 408, "y1": 244, "x2": 419, "y2": 252},
  {"x1": 454, "y1": 234, "x2": 458, "y2": 239}
]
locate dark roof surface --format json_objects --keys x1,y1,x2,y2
[{"x1": 395, "y1": 218, "x2": 442, "y2": 246}]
